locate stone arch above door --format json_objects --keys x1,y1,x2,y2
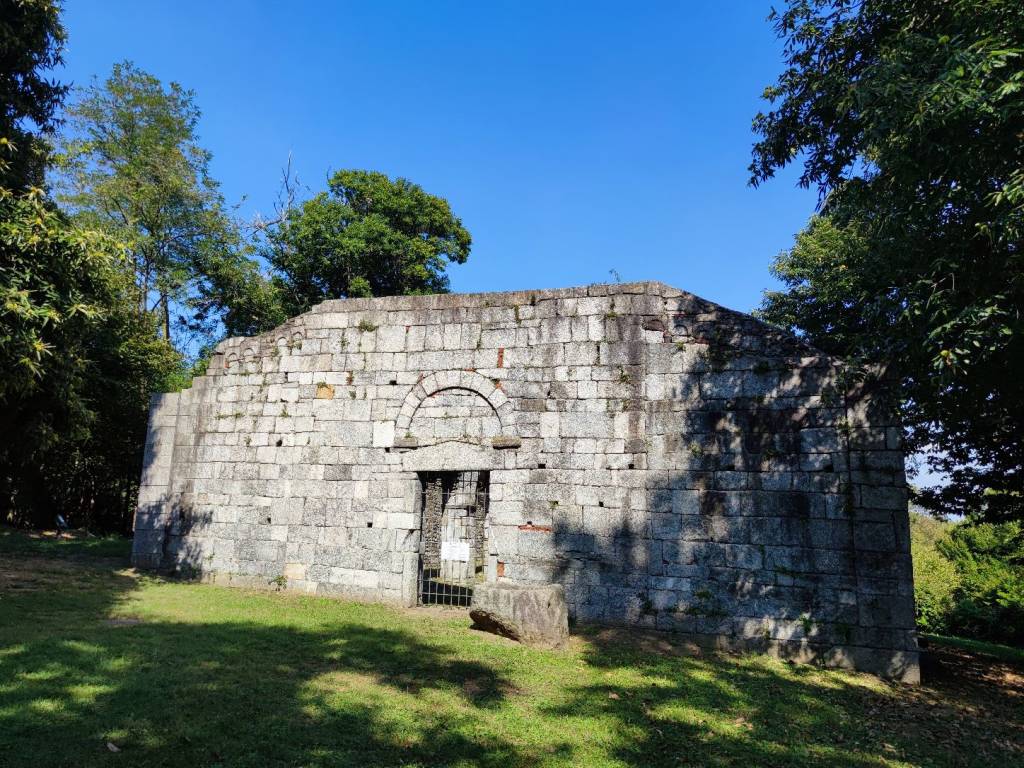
[{"x1": 394, "y1": 370, "x2": 519, "y2": 449}]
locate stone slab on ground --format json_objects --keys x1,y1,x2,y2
[{"x1": 469, "y1": 582, "x2": 569, "y2": 649}]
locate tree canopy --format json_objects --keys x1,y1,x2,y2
[
  {"x1": 0, "y1": 0, "x2": 66, "y2": 190},
  {"x1": 910, "y1": 511, "x2": 1024, "y2": 643},
  {"x1": 265, "y1": 169, "x2": 471, "y2": 317},
  {"x1": 1, "y1": 21, "x2": 181, "y2": 530},
  {"x1": 0, "y1": 188, "x2": 180, "y2": 528},
  {"x1": 54, "y1": 61, "x2": 249, "y2": 352},
  {"x1": 751, "y1": 0, "x2": 1024, "y2": 523}
]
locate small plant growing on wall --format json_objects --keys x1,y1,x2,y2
[
  {"x1": 685, "y1": 588, "x2": 727, "y2": 618},
  {"x1": 821, "y1": 385, "x2": 841, "y2": 408},
  {"x1": 358, "y1": 319, "x2": 378, "y2": 332},
  {"x1": 639, "y1": 592, "x2": 657, "y2": 616},
  {"x1": 835, "y1": 622, "x2": 853, "y2": 644}
]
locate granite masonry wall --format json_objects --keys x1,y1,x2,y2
[{"x1": 132, "y1": 281, "x2": 918, "y2": 681}]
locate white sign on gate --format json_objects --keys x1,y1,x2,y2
[{"x1": 440, "y1": 540, "x2": 470, "y2": 562}]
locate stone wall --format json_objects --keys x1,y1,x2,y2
[{"x1": 132, "y1": 281, "x2": 918, "y2": 681}]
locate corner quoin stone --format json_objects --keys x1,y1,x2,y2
[
  {"x1": 470, "y1": 582, "x2": 570, "y2": 649},
  {"x1": 130, "y1": 281, "x2": 919, "y2": 683}
]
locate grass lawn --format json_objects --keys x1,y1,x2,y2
[
  {"x1": 0, "y1": 529, "x2": 1021, "y2": 767},
  {"x1": 918, "y1": 634, "x2": 1024, "y2": 665}
]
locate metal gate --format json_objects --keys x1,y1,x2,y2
[{"x1": 418, "y1": 470, "x2": 489, "y2": 607}]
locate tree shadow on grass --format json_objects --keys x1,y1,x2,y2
[
  {"x1": 0, "y1": 573, "x2": 547, "y2": 767},
  {"x1": 0, "y1": 525, "x2": 132, "y2": 564},
  {"x1": 549, "y1": 626, "x2": 1023, "y2": 768},
  {"x1": 2, "y1": 551, "x2": 1021, "y2": 768}
]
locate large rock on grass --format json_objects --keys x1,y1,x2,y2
[{"x1": 469, "y1": 582, "x2": 569, "y2": 649}]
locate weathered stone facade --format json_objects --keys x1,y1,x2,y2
[{"x1": 132, "y1": 281, "x2": 918, "y2": 681}]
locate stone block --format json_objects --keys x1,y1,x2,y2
[
  {"x1": 859, "y1": 485, "x2": 907, "y2": 511},
  {"x1": 854, "y1": 521, "x2": 898, "y2": 552},
  {"x1": 469, "y1": 582, "x2": 569, "y2": 649},
  {"x1": 799, "y1": 427, "x2": 842, "y2": 454},
  {"x1": 372, "y1": 421, "x2": 395, "y2": 447}
]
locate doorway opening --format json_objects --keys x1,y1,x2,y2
[{"x1": 417, "y1": 470, "x2": 489, "y2": 607}]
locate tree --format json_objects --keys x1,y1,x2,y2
[
  {"x1": 265, "y1": 169, "x2": 471, "y2": 317},
  {"x1": 909, "y1": 512, "x2": 960, "y2": 634},
  {"x1": 1, "y1": 15, "x2": 180, "y2": 530},
  {"x1": 909, "y1": 511, "x2": 1024, "y2": 643},
  {"x1": 751, "y1": 0, "x2": 1024, "y2": 523},
  {"x1": 0, "y1": 0, "x2": 66, "y2": 190},
  {"x1": 0, "y1": 177, "x2": 181, "y2": 529},
  {"x1": 938, "y1": 519, "x2": 1024, "y2": 643},
  {"x1": 191, "y1": 247, "x2": 286, "y2": 338},
  {"x1": 42, "y1": 278, "x2": 180, "y2": 532},
  {"x1": 54, "y1": 61, "x2": 250, "y2": 352}
]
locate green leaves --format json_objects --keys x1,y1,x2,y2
[
  {"x1": 0, "y1": 193, "x2": 110, "y2": 396},
  {"x1": 53, "y1": 61, "x2": 246, "y2": 353},
  {"x1": 265, "y1": 169, "x2": 471, "y2": 317},
  {"x1": 753, "y1": 0, "x2": 1024, "y2": 521},
  {"x1": 0, "y1": 8, "x2": 190, "y2": 531},
  {"x1": 0, "y1": 0, "x2": 67, "y2": 191},
  {"x1": 0, "y1": 184, "x2": 184, "y2": 528}
]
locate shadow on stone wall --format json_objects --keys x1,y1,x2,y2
[
  {"x1": 546, "y1": 350, "x2": 914, "y2": 678},
  {"x1": 160, "y1": 499, "x2": 213, "y2": 576}
]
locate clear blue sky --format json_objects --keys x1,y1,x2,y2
[{"x1": 59, "y1": 1, "x2": 817, "y2": 315}]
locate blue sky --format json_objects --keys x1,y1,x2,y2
[{"x1": 59, "y1": 1, "x2": 819, "y2": 315}]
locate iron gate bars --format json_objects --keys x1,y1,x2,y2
[{"x1": 417, "y1": 470, "x2": 489, "y2": 607}]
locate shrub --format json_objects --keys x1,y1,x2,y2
[
  {"x1": 909, "y1": 513, "x2": 959, "y2": 634},
  {"x1": 910, "y1": 511, "x2": 1024, "y2": 645},
  {"x1": 939, "y1": 521, "x2": 1024, "y2": 645}
]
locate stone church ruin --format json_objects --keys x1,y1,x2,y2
[{"x1": 132, "y1": 281, "x2": 918, "y2": 681}]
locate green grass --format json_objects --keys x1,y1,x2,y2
[
  {"x1": 0, "y1": 529, "x2": 1021, "y2": 768},
  {"x1": 0, "y1": 527, "x2": 132, "y2": 560},
  {"x1": 919, "y1": 633, "x2": 1024, "y2": 664}
]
